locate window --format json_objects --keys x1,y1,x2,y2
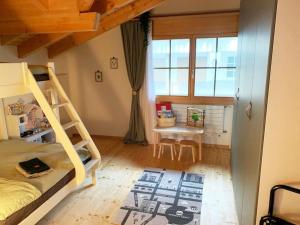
[
  {"x1": 195, "y1": 37, "x2": 238, "y2": 97},
  {"x1": 152, "y1": 37, "x2": 238, "y2": 103},
  {"x1": 153, "y1": 39, "x2": 190, "y2": 96}
]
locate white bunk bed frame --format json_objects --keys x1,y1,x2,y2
[{"x1": 0, "y1": 62, "x2": 101, "y2": 225}]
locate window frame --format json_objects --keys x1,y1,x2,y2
[
  {"x1": 192, "y1": 36, "x2": 238, "y2": 101},
  {"x1": 153, "y1": 35, "x2": 236, "y2": 105},
  {"x1": 152, "y1": 36, "x2": 192, "y2": 103}
]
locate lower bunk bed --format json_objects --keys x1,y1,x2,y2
[{"x1": 0, "y1": 140, "x2": 91, "y2": 225}]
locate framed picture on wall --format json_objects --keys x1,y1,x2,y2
[
  {"x1": 110, "y1": 57, "x2": 118, "y2": 69},
  {"x1": 95, "y1": 70, "x2": 103, "y2": 82}
]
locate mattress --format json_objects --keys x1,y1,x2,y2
[
  {"x1": 0, "y1": 170, "x2": 75, "y2": 225},
  {"x1": 0, "y1": 139, "x2": 84, "y2": 225},
  {"x1": 0, "y1": 140, "x2": 75, "y2": 193}
]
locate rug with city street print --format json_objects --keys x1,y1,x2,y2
[{"x1": 113, "y1": 169, "x2": 204, "y2": 225}]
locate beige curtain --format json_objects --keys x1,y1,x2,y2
[{"x1": 140, "y1": 22, "x2": 156, "y2": 144}]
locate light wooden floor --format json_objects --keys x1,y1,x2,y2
[{"x1": 38, "y1": 136, "x2": 238, "y2": 225}]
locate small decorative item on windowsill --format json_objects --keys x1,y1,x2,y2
[{"x1": 186, "y1": 107, "x2": 205, "y2": 128}]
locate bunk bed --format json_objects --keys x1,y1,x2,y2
[{"x1": 0, "y1": 63, "x2": 101, "y2": 225}]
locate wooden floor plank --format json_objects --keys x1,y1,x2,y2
[{"x1": 38, "y1": 136, "x2": 238, "y2": 225}]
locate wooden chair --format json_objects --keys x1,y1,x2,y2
[
  {"x1": 158, "y1": 138, "x2": 177, "y2": 161},
  {"x1": 178, "y1": 140, "x2": 197, "y2": 163}
]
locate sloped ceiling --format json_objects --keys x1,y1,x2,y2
[{"x1": 0, "y1": 0, "x2": 240, "y2": 58}]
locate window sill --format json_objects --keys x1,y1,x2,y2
[{"x1": 156, "y1": 96, "x2": 234, "y2": 106}]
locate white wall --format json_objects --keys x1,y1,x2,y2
[
  {"x1": 256, "y1": 0, "x2": 300, "y2": 223},
  {"x1": 0, "y1": 46, "x2": 48, "y2": 64},
  {"x1": 53, "y1": 27, "x2": 132, "y2": 137}
]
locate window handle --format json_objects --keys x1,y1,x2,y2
[{"x1": 192, "y1": 69, "x2": 195, "y2": 79}]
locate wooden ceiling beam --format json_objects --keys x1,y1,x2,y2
[
  {"x1": 47, "y1": 0, "x2": 164, "y2": 58},
  {"x1": 1, "y1": 35, "x2": 22, "y2": 45},
  {"x1": 79, "y1": 0, "x2": 96, "y2": 11},
  {"x1": 31, "y1": 0, "x2": 97, "y2": 13},
  {"x1": 31, "y1": 0, "x2": 50, "y2": 11},
  {"x1": 0, "y1": 12, "x2": 100, "y2": 35},
  {"x1": 1, "y1": 34, "x2": 35, "y2": 46},
  {"x1": 17, "y1": 33, "x2": 71, "y2": 58},
  {"x1": 90, "y1": 0, "x2": 135, "y2": 14},
  {"x1": 16, "y1": 0, "x2": 138, "y2": 57},
  {"x1": 0, "y1": 0, "x2": 82, "y2": 20},
  {"x1": 0, "y1": 0, "x2": 95, "y2": 25}
]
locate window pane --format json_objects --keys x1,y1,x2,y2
[
  {"x1": 215, "y1": 69, "x2": 236, "y2": 96},
  {"x1": 171, "y1": 39, "x2": 190, "y2": 67},
  {"x1": 152, "y1": 40, "x2": 170, "y2": 68},
  {"x1": 194, "y1": 69, "x2": 215, "y2": 96},
  {"x1": 170, "y1": 69, "x2": 189, "y2": 96},
  {"x1": 196, "y1": 38, "x2": 216, "y2": 67},
  {"x1": 217, "y1": 37, "x2": 238, "y2": 67},
  {"x1": 154, "y1": 69, "x2": 169, "y2": 95}
]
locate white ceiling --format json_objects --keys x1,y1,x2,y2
[{"x1": 152, "y1": 0, "x2": 240, "y2": 15}]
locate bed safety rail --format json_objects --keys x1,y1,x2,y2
[
  {"x1": 0, "y1": 63, "x2": 31, "y2": 99},
  {"x1": 259, "y1": 185, "x2": 300, "y2": 225}
]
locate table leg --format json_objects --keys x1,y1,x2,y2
[
  {"x1": 198, "y1": 134, "x2": 202, "y2": 161},
  {"x1": 153, "y1": 132, "x2": 158, "y2": 158}
]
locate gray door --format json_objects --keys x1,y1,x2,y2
[{"x1": 231, "y1": 0, "x2": 278, "y2": 224}]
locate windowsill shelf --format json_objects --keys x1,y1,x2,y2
[{"x1": 156, "y1": 96, "x2": 234, "y2": 105}]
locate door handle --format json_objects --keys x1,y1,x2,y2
[
  {"x1": 235, "y1": 88, "x2": 240, "y2": 101},
  {"x1": 245, "y1": 101, "x2": 252, "y2": 120}
]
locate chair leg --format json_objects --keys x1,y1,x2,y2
[
  {"x1": 192, "y1": 146, "x2": 196, "y2": 163},
  {"x1": 199, "y1": 144, "x2": 202, "y2": 161},
  {"x1": 158, "y1": 145, "x2": 162, "y2": 159},
  {"x1": 171, "y1": 145, "x2": 174, "y2": 161},
  {"x1": 178, "y1": 146, "x2": 183, "y2": 161},
  {"x1": 174, "y1": 145, "x2": 177, "y2": 156}
]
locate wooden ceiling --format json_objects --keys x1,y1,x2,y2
[{"x1": 0, "y1": 0, "x2": 165, "y2": 58}]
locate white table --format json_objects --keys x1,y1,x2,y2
[{"x1": 153, "y1": 125, "x2": 204, "y2": 161}]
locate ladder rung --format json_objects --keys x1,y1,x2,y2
[
  {"x1": 51, "y1": 102, "x2": 69, "y2": 109},
  {"x1": 85, "y1": 159, "x2": 100, "y2": 172},
  {"x1": 62, "y1": 121, "x2": 79, "y2": 130},
  {"x1": 74, "y1": 140, "x2": 90, "y2": 150}
]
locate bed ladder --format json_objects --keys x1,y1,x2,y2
[{"x1": 24, "y1": 64, "x2": 101, "y2": 186}]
